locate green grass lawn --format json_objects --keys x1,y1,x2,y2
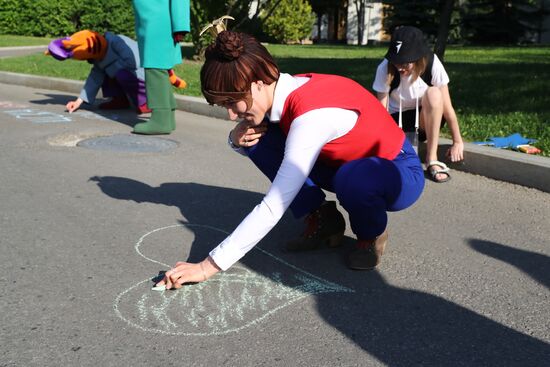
[
  {"x1": 0, "y1": 34, "x2": 52, "y2": 47},
  {"x1": 1, "y1": 36, "x2": 549, "y2": 156}
]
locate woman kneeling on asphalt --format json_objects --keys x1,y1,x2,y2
[{"x1": 156, "y1": 30, "x2": 425, "y2": 289}]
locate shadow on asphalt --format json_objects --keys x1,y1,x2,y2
[
  {"x1": 28, "y1": 92, "x2": 145, "y2": 127},
  {"x1": 469, "y1": 239, "x2": 549, "y2": 290},
  {"x1": 90, "y1": 176, "x2": 550, "y2": 365}
]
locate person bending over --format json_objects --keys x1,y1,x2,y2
[
  {"x1": 46, "y1": 30, "x2": 150, "y2": 114},
  {"x1": 156, "y1": 30, "x2": 425, "y2": 289},
  {"x1": 372, "y1": 25, "x2": 464, "y2": 183}
]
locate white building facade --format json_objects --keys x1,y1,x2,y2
[{"x1": 346, "y1": 2, "x2": 385, "y2": 45}]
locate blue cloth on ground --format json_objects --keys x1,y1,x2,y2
[{"x1": 473, "y1": 133, "x2": 537, "y2": 149}]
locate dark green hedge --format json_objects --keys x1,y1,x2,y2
[{"x1": 0, "y1": 0, "x2": 136, "y2": 37}]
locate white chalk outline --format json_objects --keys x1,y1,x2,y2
[
  {"x1": 113, "y1": 223, "x2": 354, "y2": 336},
  {"x1": 2, "y1": 105, "x2": 112, "y2": 124},
  {"x1": 0, "y1": 101, "x2": 28, "y2": 109},
  {"x1": 4, "y1": 108, "x2": 72, "y2": 123}
]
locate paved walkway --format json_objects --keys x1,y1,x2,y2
[
  {"x1": 0, "y1": 45, "x2": 46, "y2": 58},
  {"x1": 0, "y1": 45, "x2": 548, "y2": 193},
  {"x1": 0, "y1": 46, "x2": 548, "y2": 366}
]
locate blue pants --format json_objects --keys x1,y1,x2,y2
[{"x1": 245, "y1": 124, "x2": 425, "y2": 239}]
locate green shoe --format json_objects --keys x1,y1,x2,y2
[{"x1": 133, "y1": 108, "x2": 173, "y2": 135}]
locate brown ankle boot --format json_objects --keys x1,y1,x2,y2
[
  {"x1": 347, "y1": 230, "x2": 388, "y2": 270},
  {"x1": 285, "y1": 201, "x2": 346, "y2": 252}
]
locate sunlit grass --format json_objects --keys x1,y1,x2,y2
[{"x1": 0, "y1": 34, "x2": 52, "y2": 47}]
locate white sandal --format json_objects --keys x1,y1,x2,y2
[{"x1": 426, "y1": 160, "x2": 451, "y2": 183}]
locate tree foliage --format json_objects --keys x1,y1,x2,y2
[
  {"x1": 461, "y1": 0, "x2": 545, "y2": 44},
  {"x1": 381, "y1": 0, "x2": 546, "y2": 47},
  {"x1": 189, "y1": 0, "x2": 279, "y2": 57},
  {"x1": 190, "y1": 0, "x2": 314, "y2": 56},
  {"x1": 1, "y1": 0, "x2": 547, "y2": 60},
  {"x1": 262, "y1": 0, "x2": 315, "y2": 43},
  {"x1": 0, "y1": 0, "x2": 135, "y2": 37},
  {"x1": 382, "y1": 0, "x2": 459, "y2": 41}
]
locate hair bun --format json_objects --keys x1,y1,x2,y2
[{"x1": 216, "y1": 31, "x2": 244, "y2": 61}]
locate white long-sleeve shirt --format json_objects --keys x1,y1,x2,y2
[{"x1": 209, "y1": 73, "x2": 358, "y2": 270}]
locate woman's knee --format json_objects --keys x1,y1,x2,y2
[{"x1": 422, "y1": 86, "x2": 443, "y2": 109}]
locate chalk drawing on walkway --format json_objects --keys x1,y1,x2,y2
[
  {"x1": 1, "y1": 100, "x2": 122, "y2": 123},
  {"x1": 114, "y1": 223, "x2": 353, "y2": 336},
  {"x1": 2, "y1": 107, "x2": 116, "y2": 124},
  {"x1": 4, "y1": 108, "x2": 71, "y2": 124},
  {"x1": 0, "y1": 101, "x2": 27, "y2": 109}
]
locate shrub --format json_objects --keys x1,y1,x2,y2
[
  {"x1": 0, "y1": 0, "x2": 135, "y2": 37},
  {"x1": 262, "y1": 0, "x2": 315, "y2": 44}
]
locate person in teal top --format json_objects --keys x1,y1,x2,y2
[{"x1": 131, "y1": 0, "x2": 190, "y2": 135}]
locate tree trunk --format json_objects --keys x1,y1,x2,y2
[
  {"x1": 434, "y1": 0, "x2": 455, "y2": 61},
  {"x1": 355, "y1": 1, "x2": 365, "y2": 45},
  {"x1": 317, "y1": 14, "x2": 322, "y2": 41}
]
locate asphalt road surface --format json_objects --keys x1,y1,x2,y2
[{"x1": 1, "y1": 83, "x2": 549, "y2": 366}]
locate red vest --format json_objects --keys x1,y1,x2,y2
[{"x1": 279, "y1": 73, "x2": 405, "y2": 167}]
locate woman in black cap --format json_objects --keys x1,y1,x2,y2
[{"x1": 372, "y1": 25, "x2": 464, "y2": 183}]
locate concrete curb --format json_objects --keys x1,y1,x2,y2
[
  {"x1": 0, "y1": 71, "x2": 83, "y2": 94},
  {"x1": 0, "y1": 45, "x2": 47, "y2": 51},
  {"x1": 421, "y1": 140, "x2": 550, "y2": 193},
  {"x1": 0, "y1": 45, "x2": 48, "y2": 59},
  {"x1": 0, "y1": 71, "x2": 229, "y2": 120},
  {"x1": 0, "y1": 70, "x2": 548, "y2": 194}
]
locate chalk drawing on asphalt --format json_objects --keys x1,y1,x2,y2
[
  {"x1": 4, "y1": 108, "x2": 71, "y2": 123},
  {"x1": 0, "y1": 101, "x2": 28, "y2": 109},
  {"x1": 113, "y1": 223, "x2": 354, "y2": 336},
  {"x1": 2, "y1": 105, "x2": 112, "y2": 124}
]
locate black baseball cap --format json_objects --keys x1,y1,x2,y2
[{"x1": 385, "y1": 26, "x2": 430, "y2": 64}]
